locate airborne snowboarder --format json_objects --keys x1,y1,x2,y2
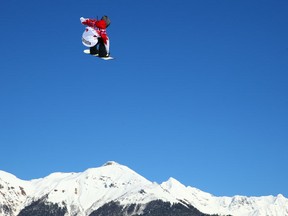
[{"x1": 80, "y1": 15, "x2": 111, "y2": 58}]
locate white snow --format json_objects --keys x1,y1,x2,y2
[
  {"x1": 161, "y1": 177, "x2": 288, "y2": 216},
  {"x1": 0, "y1": 162, "x2": 287, "y2": 216}
]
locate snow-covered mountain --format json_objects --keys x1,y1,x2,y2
[{"x1": 0, "y1": 161, "x2": 287, "y2": 216}]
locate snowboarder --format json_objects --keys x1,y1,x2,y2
[{"x1": 80, "y1": 15, "x2": 110, "y2": 57}]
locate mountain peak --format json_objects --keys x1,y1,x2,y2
[
  {"x1": 102, "y1": 161, "x2": 120, "y2": 166},
  {"x1": 161, "y1": 177, "x2": 186, "y2": 191}
]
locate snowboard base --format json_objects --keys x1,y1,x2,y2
[{"x1": 83, "y1": 49, "x2": 114, "y2": 60}]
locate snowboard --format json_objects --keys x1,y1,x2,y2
[{"x1": 83, "y1": 49, "x2": 114, "y2": 60}]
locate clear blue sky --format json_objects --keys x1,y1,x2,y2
[{"x1": 1, "y1": 0, "x2": 287, "y2": 198}]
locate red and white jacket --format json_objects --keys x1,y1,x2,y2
[{"x1": 80, "y1": 17, "x2": 109, "y2": 45}]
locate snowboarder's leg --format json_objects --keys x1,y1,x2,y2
[
  {"x1": 90, "y1": 45, "x2": 98, "y2": 55},
  {"x1": 98, "y1": 38, "x2": 110, "y2": 57}
]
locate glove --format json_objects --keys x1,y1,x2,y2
[{"x1": 80, "y1": 17, "x2": 86, "y2": 23}]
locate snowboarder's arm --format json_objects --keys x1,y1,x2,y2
[
  {"x1": 80, "y1": 17, "x2": 86, "y2": 23},
  {"x1": 80, "y1": 17, "x2": 106, "y2": 29},
  {"x1": 80, "y1": 17, "x2": 98, "y2": 28}
]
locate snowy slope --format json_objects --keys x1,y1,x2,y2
[
  {"x1": 0, "y1": 161, "x2": 287, "y2": 216},
  {"x1": 161, "y1": 177, "x2": 288, "y2": 216},
  {"x1": 0, "y1": 171, "x2": 32, "y2": 215}
]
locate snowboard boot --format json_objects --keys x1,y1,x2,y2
[{"x1": 90, "y1": 45, "x2": 99, "y2": 55}]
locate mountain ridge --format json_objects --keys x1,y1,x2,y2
[{"x1": 0, "y1": 161, "x2": 287, "y2": 216}]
